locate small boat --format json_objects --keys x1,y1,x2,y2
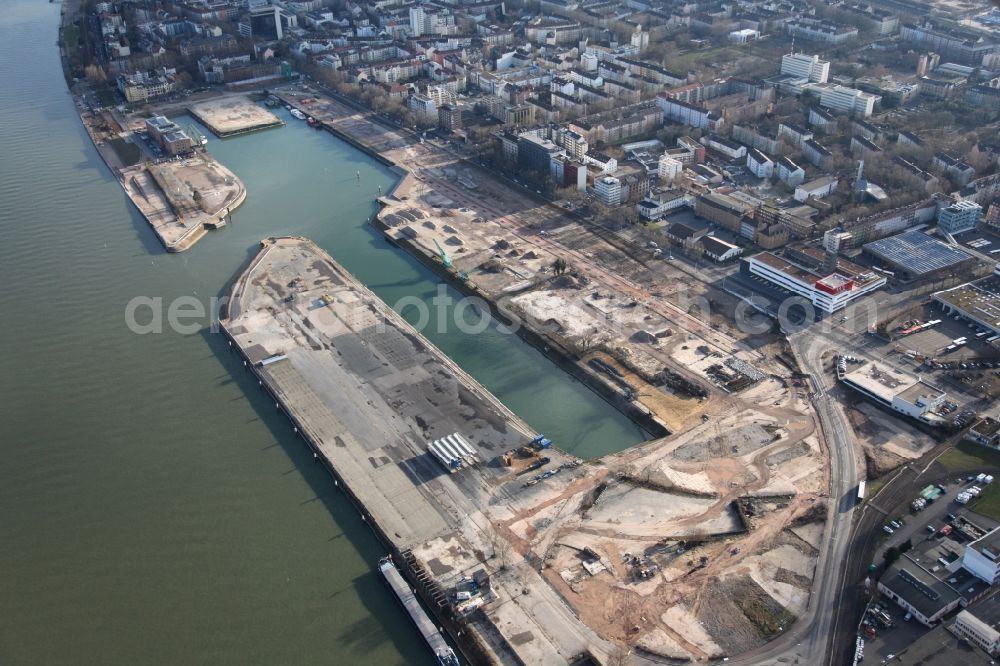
[
  {"x1": 289, "y1": 108, "x2": 307, "y2": 121},
  {"x1": 307, "y1": 116, "x2": 320, "y2": 128}
]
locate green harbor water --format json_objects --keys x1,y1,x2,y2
[{"x1": 0, "y1": 2, "x2": 646, "y2": 664}]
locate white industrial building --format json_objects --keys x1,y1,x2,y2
[
  {"x1": 961, "y1": 528, "x2": 1000, "y2": 585},
  {"x1": 745, "y1": 252, "x2": 887, "y2": 314},
  {"x1": 702, "y1": 236, "x2": 742, "y2": 262},
  {"x1": 794, "y1": 176, "x2": 838, "y2": 202},
  {"x1": 952, "y1": 610, "x2": 1000, "y2": 655},
  {"x1": 840, "y1": 362, "x2": 946, "y2": 422},
  {"x1": 636, "y1": 191, "x2": 688, "y2": 220},
  {"x1": 780, "y1": 53, "x2": 830, "y2": 83}
]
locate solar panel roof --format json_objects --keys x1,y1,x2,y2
[{"x1": 864, "y1": 229, "x2": 972, "y2": 275}]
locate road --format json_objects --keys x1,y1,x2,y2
[{"x1": 706, "y1": 330, "x2": 860, "y2": 666}]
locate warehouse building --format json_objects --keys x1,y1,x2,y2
[
  {"x1": 934, "y1": 278, "x2": 1000, "y2": 336},
  {"x1": 878, "y1": 557, "x2": 962, "y2": 626},
  {"x1": 863, "y1": 229, "x2": 976, "y2": 282},
  {"x1": 840, "y1": 361, "x2": 946, "y2": 422}
]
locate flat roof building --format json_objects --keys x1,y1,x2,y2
[
  {"x1": 963, "y1": 527, "x2": 1000, "y2": 585},
  {"x1": 145, "y1": 115, "x2": 193, "y2": 156},
  {"x1": 878, "y1": 556, "x2": 962, "y2": 626},
  {"x1": 818, "y1": 84, "x2": 878, "y2": 117},
  {"x1": 840, "y1": 361, "x2": 946, "y2": 422},
  {"x1": 938, "y1": 200, "x2": 982, "y2": 236},
  {"x1": 863, "y1": 229, "x2": 975, "y2": 281},
  {"x1": 780, "y1": 53, "x2": 829, "y2": 83},
  {"x1": 953, "y1": 610, "x2": 1000, "y2": 655},
  {"x1": 934, "y1": 278, "x2": 1000, "y2": 336},
  {"x1": 743, "y1": 251, "x2": 886, "y2": 314}
]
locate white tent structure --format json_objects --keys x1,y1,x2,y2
[{"x1": 428, "y1": 433, "x2": 478, "y2": 472}]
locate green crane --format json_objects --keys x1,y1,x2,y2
[{"x1": 433, "y1": 239, "x2": 452, "y2": 269}]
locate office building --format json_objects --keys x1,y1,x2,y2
[
  {"x1": 780, "y1": 53, "x2": 830, "y2": 83},
  {"x1": 594, "y1": 176, "x2": 622, "y2": 206},
  {"x1": 743, "y1": 252, "x2": 886, "y2": 314},
  {"x1": 249, "y1": 5, "x2": 282, "y2": 40},
  {"x1": 819, "y1": 85, "x2": 878, "y2": 117},
  {"x1": 938, "y1": 200, "x2": 982, "y2": 235}
]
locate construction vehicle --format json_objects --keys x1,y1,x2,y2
[{"x1": 433, "y1": 239, "x2": 452, "y2": 269}]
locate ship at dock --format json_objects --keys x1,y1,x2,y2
[
  {"x1": 379, "y1": 556, "x2": 460, "y2": 666},
  {"x1": 289, "y1": 108, "x2": 307, "y2": 121}
]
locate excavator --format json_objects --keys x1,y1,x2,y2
[
  {"x1": 433, "y1": 239, "x2": 452, "y2": 269},
  {"x1": 433, "y1": 239, "x2": 469, "y2": 282}
]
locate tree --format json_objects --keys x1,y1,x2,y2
[
  {"x1": 175, "y1": 71, "x2": 193, "y2": 91},
  {"x1": 883, "y1": 545, "x2": 900, "y2": 566},
  {"x1": 552, "y1": 258, "x2": 568, "y2": 276}
]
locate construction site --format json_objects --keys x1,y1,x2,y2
[
  {"x1": 219, "y1": 233, "x2": 827, "y2": 664},
  {"x1": 119, "y1": 154, "x2": 244, "y2": 252},
  {"x1": 216, "y1": 87, "x2": 843, "y2": 663},
  {"x1": 187, "y1": 96, "x2": 284, "y2": 137}
]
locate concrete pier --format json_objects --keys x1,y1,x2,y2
[
  {"x1": 188, "y1": 97, "x2": 284, "y2": 138},
  {"x1": 221, "y1": 237, "x2": 608, "y2": 665}
]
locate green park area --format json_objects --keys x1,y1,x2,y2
[{"x1": 938, "y1": 440, "x2": 1000, "y2": 473}]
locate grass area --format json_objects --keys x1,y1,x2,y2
[
  {"x1": 62, "y1": 23, "x2": 79, "y2": 50},
  {"x1": 108, "y1": 138, "x2": 142, "y2": 166},
  {"x1": 866, "y1": 476, "x2": 887, "y2": 499},
  {"x1": 969, "y1": 482, "x2": 1000, "y2": 521},
  {"x1": 937, "y1": 440, "x2": 1000, "y2": 473},
  {"x1": 670, "y1": 46, "x2": 738, "y2": 68}
]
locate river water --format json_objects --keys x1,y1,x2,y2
[{"x1": 0, "y1": 2, "x2": 645, "y2": 664}]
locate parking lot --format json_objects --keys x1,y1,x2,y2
[{"x1": 863, "y1": 475, "x2": 1000, "y2": 663}]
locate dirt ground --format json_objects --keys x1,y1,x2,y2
[
  {"x1": 188, "y1": 96, "x2": 282, "y2": 135},
  {"x1": 847, "y1": 401, "x2": 938, "y2": 476},
  {"x1": 495, "y1": 402, "x2": 824, "y2": 661}
]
